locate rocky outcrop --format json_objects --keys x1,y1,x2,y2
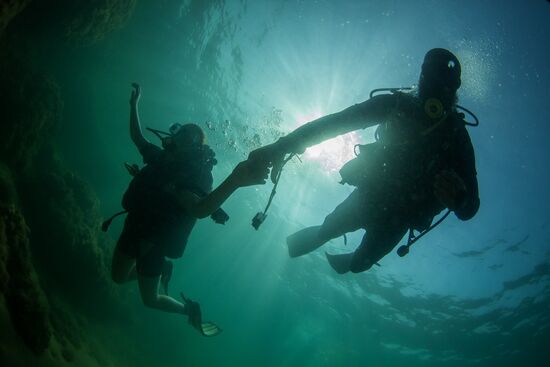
[
  {"x1": 20, "y1": 161, "x2": 117, "y2": 316},
  {"x1": 62, "y1": 0, "x2": 138, "y2": 44},
  {"x1": 0, "y1": 0, "x2": 29, "y2": 35},
  {"x1": 0, "y1": 0, "x2": 139, "y2": 364},
  {"x1": 0, "y1": 181, "x2": 52, "y2": 355},
  {"x1": 0, "y1": 57, "x2": 62, "y2": 174},
  {"x1": 1, "y1": 206, "x2": 52, "y2": 355},
  {"x1": 0, "y1": 49, "x2": 113, "y2": 310},
  {"x1": 0, "y1": 165, "x2": 118, "y2": 362},
  {"x1": 0, "y1": 32, "x2": 123, "y2": 360},
  {"x1": 18, "y1": 0, "x2": 138, "y2": 45}
]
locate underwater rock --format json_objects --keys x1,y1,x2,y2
[
  {"x1": 22, "y1": 0, "x2": 137, "y2": 45},
  {"x1": 0, "y1": 215, "x2": 7, "y2": 295},
  {"x1": 61, "y1": 347, "x2": 75, "y2": 362},
  {"x1": 0, "y1": 25, "x2": 126, "y2": 320},
  {"x1": 0, "y1": 0, "x2": 29, "y2": 35},
  {"x1": 0, "y1": 205, "x2": 52, "y2": 355},
  {"x1": 0, "y1": 59, "x2": 62, "y2": 173},
  {"x1": 0, "y1": 162, "x2": 18, "y2": 207},
  {"x1": 0, "y1": 162, "x2": 17, "y2": 294},
  {"x1": 63, "y1": 0, "x2": 137, "y2": 45},
  {"x1": 19, "y1": 160, "x2": 122, "y2": 318},
  {"x1": 50, "y1": 303, "x2": 84, "y2": 351}
]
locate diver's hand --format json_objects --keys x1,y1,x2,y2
[
  {"x1": 248, "y1": 142, "x2": 286, "y2": 184},
  {"x1": 434, "y1": 170, "x2": 467, "y2": 211},
  {"x1": 130, "y1": 82, "x2": 141, "y2": 106},
  {"x1": 229, "y1": 159, "x2": 270, "y2": 187},
  {"x1": 248, "y1": 142, "x2": 280, "y2": 162}
]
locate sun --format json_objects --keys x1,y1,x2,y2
[
  {"x1": 304, "y1": 133, "x2": 361, "y2": 173},
  {"x1": 293, "y1": 111, "x2": 362, "y2": 174}
]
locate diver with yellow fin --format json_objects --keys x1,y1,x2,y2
[{"x1": 250, "y1": 49, "x2": 480, "y2": 274}]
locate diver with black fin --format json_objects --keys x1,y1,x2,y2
[
  {"x1": 109, "y1": 83, "x2": 268, "y2": 336},
  {"x1": 250, "y1": 49, "x2": 480, "y2": 274}
]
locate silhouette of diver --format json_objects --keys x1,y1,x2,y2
[
  {"x1": 250, "y1": 48, "x2": 480, "y2": 274},
  {"x1": 110, "y1": 83, "x2": 268, "y2": 335}
]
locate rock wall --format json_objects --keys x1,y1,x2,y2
[
  {"x1": 0, "y1": 0, "x2": 138, "y2": 363},
  {"x1": 0, "y1": 204, "x2": 51, "y2": 355},
  {"x1": 0, "y1": 0, "x2": 29, "y2": 35},
  {"x1": 19, "y1": 0, "x2": 138, "y2": 45},
  {"x1": 0, "y1": 56, "x2": 62, "y2": 173}
]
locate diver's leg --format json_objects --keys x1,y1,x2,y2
[
  {"x1": 349, "y1": 220, "x2": 408, "y2": 273},
  {"x1": 111, "y1": 249, "x2": 137, "y2": 283},
  {"x1": 287, "y1": 189, "x2": 366, "y2": 258},
  {"x1": 136, "y1": 240, "x2": 187, "y2": 314},
  {"x1": 111, "y1": 217, "x2": 140, "y2": 283},
  {"x1": 318, "y1": 189, "x2": 368, "y2": 241},
  {"x1": 137, "y1": 275, "x2": 187, "y2": 314},
  {"x1": 111, "y1": 235, "x2": 138, "y2": 284}
]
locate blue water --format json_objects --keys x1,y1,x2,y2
[{"x1": 3, "y1": 1, "x2": 550, "y2": 366}]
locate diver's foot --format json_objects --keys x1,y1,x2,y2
[
  {"x1": 161, "y1": 260, "x2": 173, "y2": 295},
  {"x1": 180, "y1": 293, "x2": 222, "y2": 337},
  {"x1": 325, "y1": 252, "x2": 353, "y2": 274},
  {"x1": 181, "y1": 292, "x2": 202, "y2": 330},
  {"x1": 287, "y1": 226, "x2": 323, "y2": 257}
]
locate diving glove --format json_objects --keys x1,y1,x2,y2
[{"x1": 211, "y1": 208, "x2": 230, "y2": 224}]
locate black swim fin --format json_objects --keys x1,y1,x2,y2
[
  {"x1": 325, "y1": 252, "x2": 353, "y2": 274},
  {"x1": 287, "y1": 226, "x2": 323, "y2": 257}
]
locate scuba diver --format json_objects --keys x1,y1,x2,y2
[
  {"x1": 108, "y1": 83, "x2": 268, "y2": 336},
  {"x1": 249, "y1": 48, "x2": 480, "y2": 274}
]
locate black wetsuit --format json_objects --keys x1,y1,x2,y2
[
  {"x1": 116, "y1": 142, "x2": 215, "y2": 277},
  {"x1": 283, "y1": 92, "x2": 479, "y2": 271}
]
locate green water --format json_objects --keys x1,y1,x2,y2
[{"x1": 2, "y1": 1, "x2": 549, "y2": 366}]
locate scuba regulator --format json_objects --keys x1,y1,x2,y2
[{"x1": 146, "y1": 123, "x2": 184, "y2": 150}]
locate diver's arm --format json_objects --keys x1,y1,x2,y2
[
  {"x1": 452, "y1": 129, "x2": 480, "y2": 220},
  {"x1": 129, "y1": 83, "x2": 150, "y2": 151},
  {"x1": 172, "y1": 179, "x2": 237, "y2": 219},
  {"x1": 278, "y1": 94, "x2": 394, "y2": 154},
  {"x1": 173, "y1": 160, "x2": 269, "y2": 219},
  {"x1": 249, "y1": 94, "x2": 393, "y2": 165}
]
